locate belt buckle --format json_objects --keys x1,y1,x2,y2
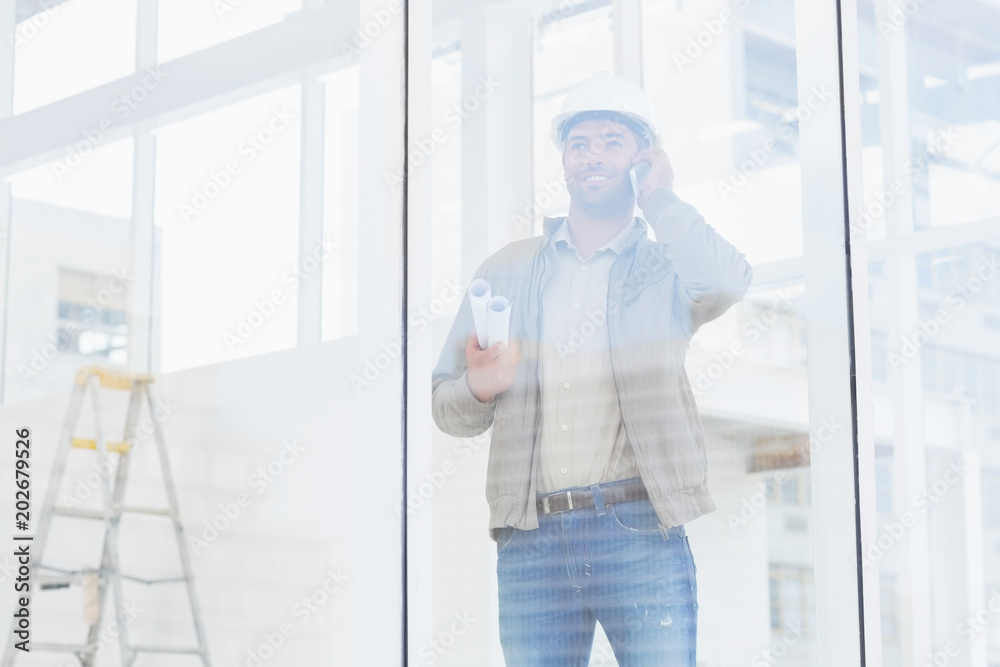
[{"x1": 542, "y1": 490, "x2": 574, "y2": 514}]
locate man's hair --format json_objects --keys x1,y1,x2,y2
[{"x1": 559, "y1": 110, "x2": 653, "y2": 150}]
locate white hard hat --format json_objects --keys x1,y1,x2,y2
[{"x1": 551, "y1": 71, "x2": 662, "y2": 151}]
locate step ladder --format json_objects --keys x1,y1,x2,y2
[{"x1": 1, "y1": 366, "x2": 211, "y2": 666}]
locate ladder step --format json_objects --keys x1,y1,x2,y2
[
  {"x1": 32, "y1": 642, "x2": 95, "y2": 653},
  {"x1": 53, "y1": 505, "x2": 174, "y2": 519},
  {"x1": 120, "y1": 504, "x2": 174, "y2": 517},
  {"x1": 35, "y1": 567, "x2": 188, "y2": 587},
  {"x1": 40, "y1": 581, "x2": 70, "y2": 590},
  {"x1": 52, "y1": 507, "x2": 106, "y2": 520},
  {"x1": 72, "y1": 437, "x2": 131, "y2": 454},
  {"x1": 37, "y1": 564, "x2": 86, "y2": 576},
  {"x1": 121, "y1": 574, "x2": 188, "y2": 585},
  {"x1": 10, "y1": 366, "x2": 211, "y2": 665},
  {"x1": 130, "y1": 644, "x2": 204, "y2": 655},
  {"x1": 74, "y1": 365, "x2": 155, "y2": 389}
]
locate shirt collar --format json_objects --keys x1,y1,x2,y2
[{"x1": 546, "y1": 216, "x2": 645, "y2": 258}]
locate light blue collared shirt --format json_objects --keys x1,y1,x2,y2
[{"x1": 536, "y1": 218, "x2": 642, "y2": 493}]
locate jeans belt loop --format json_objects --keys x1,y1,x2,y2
[{"x1": 590, "y1": 484, "x2": 607, "y2": 517}]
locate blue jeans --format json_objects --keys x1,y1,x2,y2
[{"x1": 496, "y1": 480, "x2": 698, "y2": 666}]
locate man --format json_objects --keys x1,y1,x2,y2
[{"x1": 431, "y1": 72, "x2": 752, "y2": 666}]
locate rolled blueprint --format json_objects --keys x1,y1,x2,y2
[
  {"x1": 468, "y1": 279, "x2": 491, "y2": 350},
  {"x1": 487, "y1": 296, "x2": 511, "y2": 348}
]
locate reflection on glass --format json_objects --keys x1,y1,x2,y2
[
  {"x1": 419, "y1": 1, "x2": 828, "y2": 665},
  {"x1": 434, "y1": 71, "x2": 752, "y2": 665},
  {"x1": 57, "y1": 268, "x2": 129, "y2": 364},
  {"x1": 0, "y1": 3, "x2": 407, "y2": 664},
  {"x1": 157, "y1": 0, "x2": 303, "y2": 62},
  {"x1": 12, "y1": 0, "x2": 137, "y2": 113},
  {"x1": 322, "y1": 66, "x2": 360, "y2": 342},
  {"x1": 3, "y1": 141, "x2": 135, "y2": 404},
  {"x1": 8, "y1": 138, "x2": 135, "y2": 219},
  {"x1": 153, "y1": 85, "x2": 302, "y2": 372},
  {"x1": 857, "y1": 0, "x2": 1000, "y2": 665}
]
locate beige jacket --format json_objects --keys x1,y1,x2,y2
[{"x1": 431, "y1": 188, "x2": 753, "y2": 534}]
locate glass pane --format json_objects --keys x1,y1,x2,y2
[
  {"x1": 12, "y1": 0, "x2": 137, "y2": 113},
  {"x1": 157, "y1": 0, "x2": 303, "y2": 62},
  {"x1": 0, "y1": 2, "x2": 406, "y2": 664},
  {"x1": 3, "y1": 140, "x2": 135, "y2": 404},
  {"x1": 855, "y1": 2, "x2": 1000, "y2": 239},
  {"x1": 153, "y1": 85, "x2": 302, "y2": 372},
  {"x1": 8, "y1": 137, "x2": 134, "y2": 219},
  {"x1": 413, "y1": 0, "x2": 836, "y2": 665},
  {"x1": 856, "y1": 0, "x2": 1000, "y2": 665},
  {"x1": 322, "y1": 65, "x2": 360, "y2": 342}
]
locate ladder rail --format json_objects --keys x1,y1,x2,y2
[
  {"x1": 108, "y1": 383, "x2": 144, "y2": 665},
  {"x1": 82, "y1": 380, "x2": 143, "y2": 667},
  {"x1": 2, "y1": 368, "x2": 212, "y2": 667},
  {"x1": 146, "y1": 388, "x2": 212, "y2": 665},
  {"x1": 82, "y1": 376, "x2": 114, "y2": 667},
  {"x1": 88, "y1": 377, "x2": 113, "y2": 520},
  {"x1": 0, "y1": 383, "x2": 87, "y2": 667}
]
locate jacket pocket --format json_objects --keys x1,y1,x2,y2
[
  {"x1": 623, "y1": 273, "x2": 669, "y2": 307},
  {"x1": 677, "y1": 375, "x2": 708, "y2": 472}
]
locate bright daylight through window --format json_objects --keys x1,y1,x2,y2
[{"x1": 0, "y1": 1, "x2": 996, "y2": 666}]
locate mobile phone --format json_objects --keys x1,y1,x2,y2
[{"x1": 629, "y1": 161, "x2": 651, "y2": 198}]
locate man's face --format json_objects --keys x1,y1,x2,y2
[{"x1": 562, "y1": 118, "x2": 640, "y2": 212}]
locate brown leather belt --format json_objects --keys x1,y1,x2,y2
[{"x1": 536, "y1": 479, "x2": 649, "y2": 515}]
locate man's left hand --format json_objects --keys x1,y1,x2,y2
[{"x1": 632, "y1": 148, "x2": 674, "y2": 209}]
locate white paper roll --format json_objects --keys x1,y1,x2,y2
[
  {"x1": 487, "y1": 296, "x2": 511, "y2": 348},
  {"x1": 468, "y1": 279, "x2": 491, "y2": 350}
]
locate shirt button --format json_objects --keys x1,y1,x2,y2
[
  {"x1": 561, "y1": 467, "x2": 568, "y2": 474},
  {"x1": 562, "y1": 382, "x2": 570, "y2": 389},
  {"x1": 580, "y1": 265, "x2": 587, "y2": 272},
  {"x1": 572, "y1": 302, "x2": 580, "y2": 308},
  {"x1": 560, "y1": 424, "x2": 568, "y2": 431}
]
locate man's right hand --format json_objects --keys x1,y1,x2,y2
[{"x1": 466, "y1": 333, "x2": 519, "y2": 403}]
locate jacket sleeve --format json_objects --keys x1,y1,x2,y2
[
  {"x1": 431, "y1": 270, "x2": 498, "y2": 437},
  {"x1": 642, "y1": 187, "x2": 753, "y2": 332}
]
